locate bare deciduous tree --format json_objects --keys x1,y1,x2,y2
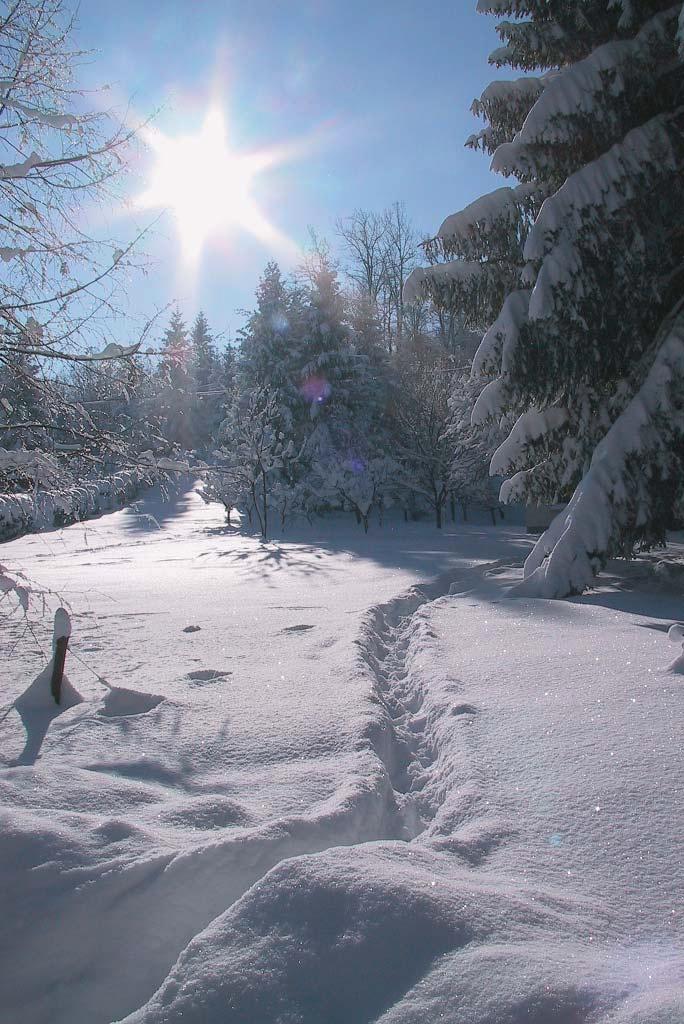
[
  {"x1": 335, "y1": 208, "x2": 386, "y2": 303},
  {"x1": 381, "y1": 201, "x2": 418, "y2": 350},
  {"x1": 0, "y1": 0, "x2": 158, "y2": 468}
]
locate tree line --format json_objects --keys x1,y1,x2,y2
[{"x1": 2, "y1": 0, "x2": 683, "y2": 595}]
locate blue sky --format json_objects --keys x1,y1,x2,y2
[{"x1": 74, "y1": 1, "x2": 505, "y2": 346}]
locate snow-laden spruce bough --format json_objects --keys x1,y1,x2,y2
[{"x1": 407, "y1": 0, "x2": 684, "y2": 597}]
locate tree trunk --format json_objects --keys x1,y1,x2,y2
[
  {"x1": 261, "y1": 469, "x2": 268, "y2": 539},
  {"x1": 435, "y1": 504, "x2": 442, "y2": 529},
  {"x1": 450, "y1": 493, "x2": 456, "y2": 522}
]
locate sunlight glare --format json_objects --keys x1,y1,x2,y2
[{"x1": 137, "y1": 107, "x2": 299, "y2": 265}]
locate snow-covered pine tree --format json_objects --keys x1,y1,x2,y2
[
  {"x1": 158, "y1": 310, "x2": 195, "y2": 451},
  {"x1": 190, "y1": 311, "x2": 222, "y2": 449},
  {"x1": 299, "y1": 263, "x2": 356, "y2": 431},
  {"x1": 406, "y1": 0, "x2": 684, "y2": 596},
  {"x1": 239, "y1": 262, "x2": 306, "y2": 422},
  {"x1": 300, "y1": 262, "x2": 389, "y2": 502}
]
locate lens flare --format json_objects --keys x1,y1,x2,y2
[{"x1": 300, "y1": 375, "x2": 331, "y2": 404}]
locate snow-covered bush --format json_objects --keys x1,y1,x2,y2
[
  {"x1": 407, "y1": 2, "x2": 684, "y2": 595},
  {"x1": 201, "y1": 387, "x2": 297, "y2": 539},
  {"x1": 314, "y1": 455, "x2": 398, "y2": 531},
  {"x1": 0, "y1": 467, "x2": 151, "y2": 541}
]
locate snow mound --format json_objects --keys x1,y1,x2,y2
[
  {"x1": 667, "y1": 622, "x2": 684, "y2": 674},
  {"x1": 120, "y1": 841, "x2": 674, "y2": 1024}
]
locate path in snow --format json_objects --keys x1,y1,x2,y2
[
  {"x1": 0, "y1": 485, "x2": 530, "y2": 1024},
  {"x1": 124, "y1": 547, "x2": 684, "y2": 1024}
]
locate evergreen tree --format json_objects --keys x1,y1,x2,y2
[
  {"x1": 299, "y1": 263, "x2": 357, "y2": 438},
  {"x1": 190, "y1": 311, "x2": 221, "y2": 448},
  {"x1": 158, "y1": 310, "x2": 195, "y2": 451},
  {"x1": 448, "y1": 369, "x2": 502, "y2": 523},
  {"x1": 239, "y1": 262, "x2": 306, "y2": 416},
  {"x1": 407, "y1": 1, "x2": 684, "y2": 595},
  {"x1": 191, "y1": 312, "x2": 216, "y2": 393}
]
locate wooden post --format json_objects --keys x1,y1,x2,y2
[{"x1": 50, "y1": 608, "x2": 71, "y2": 705}]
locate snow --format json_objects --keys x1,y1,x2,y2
[
  {"x1": 402, "y1": 261, "x2": 484, "y2": 304},
  {"x1": 471, "y1": 287, "x2": 531, "y2": 381},
  {"x1": 0, "y1": 151, "x2": 42, "y2": 178},
  {"x1": 437, "y1": 185, "x2": 530, "y2": 244},
  {"x1": 81, "y1": 341, "x2": 142, "y2": 361},
  {"x1": 667, "y1": 623, "x2": 684, "y2": 674},
  {"x1": 524, "y1": 114, "x2": 676, "y2": 264},
  {"x1": 2, "y1": 485, "x2": 682, "y2": 1023},
  {"x1": 124, "y1": 552, "x2": 683, "y2": 1024},
  {"x1": 490, "y1": 406, "x2": 568, "y2": 476},
  {"x1": 0, "y1": 246, "x2": 32, "y2": 261},
  {"x1": 470, "y1": 375, "x2": 503, "y2": 426},
  {"x1": 490, "y1": 10, "x2": 677, "y2": 168},
  {"x1": 1, "y1": 97, "x2": 80, "y2": 129}
]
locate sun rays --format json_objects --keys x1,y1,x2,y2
[{"x1": 136, "y1": 107, "x2": 301, "y2": 266}]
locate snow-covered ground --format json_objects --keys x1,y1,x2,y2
[{"x1": 1, "y1": 486, "x2": 682, "y2": 1024}]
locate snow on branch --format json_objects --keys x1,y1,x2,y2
[
  {"x1": 471, "y1": 377, "x2": 505, "y2": 426},
  {"x1": 437, "y1": 184, "x2": 538, "y2": 247},
  {"x1": 522, "y1": 114, "x2": 680, "y2": 320},
  {"x1": 0, "y1": 247, "x2": 34, "y2": 262},
  {"x1": 468, "y1": 76, "x2": 548, "y2": 152},
  {"x1": 516, "y1": 319, "x2": 684, "y2": 598},
  {"x1": 502, "y1": 10, "x2": 676, "y2": 160},
  {"x1": 403, "y1": 261, "x2": 485, "y2": 304},
  {"x1": 471, "y1": 288, "x2": 531, "y2": 379},
  {"x1": 10, "y1": 340, "x2": 142, "y2": 362},
  {"x1": 0, "y1": 152, "x2": 42, "y2": 179},
  {"x1": 80, "y1": 342, "x2": 141, "y2": 361},
  {"x1": 491, "y1": 8, "x2": 679, "y2": 178},
  {"x1": 1, "y1": 96, "x2": 82, "y2": 130},
  {"x1": 490, "y1": 406, "x2": 568, "y2": 476},
  {"x1": 476, "y1": 77, "x2": 545, "y2": 108}
]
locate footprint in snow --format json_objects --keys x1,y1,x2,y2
[
  {"x1": 282, "y1": 624, "x2": 315, "y2": 633},
  {"x1": 183, "y1": 625, "x2": 201, "y2": 633},
  {"x1": 186, "y1": 669, "x2": 231, "y2": 684}
]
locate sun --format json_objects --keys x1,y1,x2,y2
[{"x1": 136, "y1": 107, "x2": 298, "y2": 265}]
